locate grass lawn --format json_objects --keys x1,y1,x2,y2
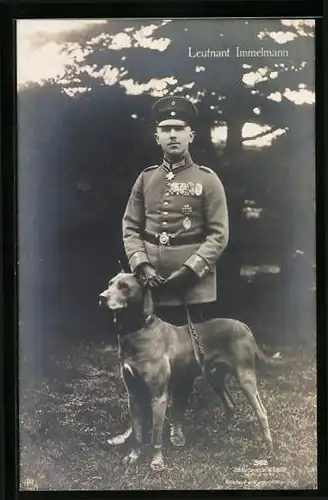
[{"x1": 19, "y1": 335, "x2": 317, "y2": 490}]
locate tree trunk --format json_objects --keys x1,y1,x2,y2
[
  {"x1": 225, "y1": 117, "x2": 244, "y2": 155},
  {"x1": 194, "y1": 123, "x2": 217, "y2": 166}
]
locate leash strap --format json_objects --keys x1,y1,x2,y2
[{"x1": 184, "y1": 303, "x2": 205, "y2": 374}]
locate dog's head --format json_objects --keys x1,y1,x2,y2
[
  {"x1": 99, "y1": 272, "x2": 155, "y2": 329},
  {"x1": 99, "y1": 272, "x2": 143, "y2": 311}
]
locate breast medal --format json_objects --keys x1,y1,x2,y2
[
  {"x1": 182, "y1": 204, "x2": 192, "y2": 215},
  {"x1": 194, "y1": 183, "x2": 203, "y2": 196},
  {"x1": 182, "y1": 204, "x2": 192, "y2": 230},
  {"x1": 168, "y1": 182, "x2": 203, "y2": 196},
  {"x1": 183, "y1": 217, "x2": 192, "y2": 230}
]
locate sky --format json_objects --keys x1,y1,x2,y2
[{"x1": 17, "y1": 18, "x2": 315, "y2": 148}]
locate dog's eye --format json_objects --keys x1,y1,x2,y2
[
  {"x1": 108, "y1": 279, "x2": 114, "y2": 286},
  {"x1": 117, "y1": 281, "x2": 130, "y2": 293}
]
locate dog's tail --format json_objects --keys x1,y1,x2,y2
[
  {"x1": 254, "y1": 343, "x2": 286, "y2": 367},
  {"x1": 244, "y1": 325, "x2": 288, "y2": 373},
  {"x1": 255, "y1": 347, "x2": 289, "y2": 378}
]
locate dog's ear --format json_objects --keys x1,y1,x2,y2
[
  {"x1": 118, "y1": 260, "x2": 126, "y2": 273},
  {"x1": 143, "y1": 287, "x2": 154, "y2": 318}
]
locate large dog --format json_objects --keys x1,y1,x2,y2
[{"x1": 99, "y1": 272, "x2": 278, "y2": 470}]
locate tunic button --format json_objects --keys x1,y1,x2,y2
[
  {"x1": 162, "y1": 221, "x2": 167, "y2": 226},
  {"x1": 163, "y1": 211, "x2": 168, "y2": 216},
  {"x1": 165, "y1": 192, "x2": 170, "y2": 196},
  {"x1": 164, "y1": 201, "x2": 168, "y2": 206}
]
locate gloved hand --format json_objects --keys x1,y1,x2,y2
[
  {"x1": 136, "y1": 263, "x2": 165, "y2": 288},
  {"x1": 162, "y1": 266, "x2": 198, "y2": 291}
]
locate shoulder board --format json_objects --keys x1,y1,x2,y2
[
  {"x1": 199, "y1": 165, "x2": 215, "y2": 174},
  {"x1": 143, "y1": 165, "x2": 158, "y2": 173}
]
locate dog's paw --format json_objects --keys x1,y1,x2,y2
[
  {"x1": 150, "y1": 448, "x2": 167, "y2": 471},
  {"x1": 122, "y1": 449, "x2": 140, "y2": 465},
  {"x1": 150, "y1": 457, "x2": 167, "y2": 471},
  {"x1": 107, "y1": 428, "x2": 132, "y2": 446}
]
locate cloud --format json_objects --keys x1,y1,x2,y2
[
  {"x1": 281, "y1": 19, "x2": 315, "y2": 28},
  {"x1": 88, "y1": 25, "x2": 171, "y2": 52},
  {"x1": 267, "y1": 92, "x2": 282, "y2": 102},
  {"x1": 17, "y1": 20, "x2": 108, "y2": 49},
  {"x1": 243, "y1": 63, "x2": 315, "y2": 107},
  {"x1": 284, "y1": 88, "x2": 315, "y2": 104},
  {"x1": 258, "y1": 30, "x2": 297, "y2": 44},
  {"x1": 108, "y1": 32, "x2": 132, "y2": 50},
  {"x1": 62, "y1": 86, "x2": 91, "y2": 97},
  {"x1": 243, "y1": 67, "x2": 271, "y2": 86},
  {"x1": 281, "y1": 19, "x2": 315, "y2": 36},
  {"x1": 258, "y1": 19, "x2": 315, "y2": 43},
  {"x1": 211, "y1": 126, "x2": 227, "y2": 145},
  {"x1": 211, "y1": 122, "x2": 288, "y2": 148},
  {"x1": 17, "y1": 40, "x2": 76, "y2": 85},
  {"x1": 243, "y1": 123, "x2": 288, "y2": 147},
  {"x1": 267, "y1": 88, "x2": 315, "y2": 105},
  {"x1": 120, "y1": 76, "x2": 177, "y2": 96},
  {"x1": 98, "y1": 65, "x2": 122, "y2": 85},
  {"x1": 17, "y1": 19, "x2": 172, "y2": 87},
  {"x1": 17, "y1": 20, "x2": 105, "y2": 86},
  {"x1": 133, "y1": 24, "x2": 171, "y2": 51}
]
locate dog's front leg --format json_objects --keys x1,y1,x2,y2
[
  {"x1": 150, "y1": 390, "x2": 169, "y2": 471},
  {"x1": 122, "y1": 393, "x2": 143, "y2": 465}
]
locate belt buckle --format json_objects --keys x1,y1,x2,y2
[{"x1": 158, "y1": 232, "x2": 170, "y2": 245}]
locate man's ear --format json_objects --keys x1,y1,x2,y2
[
  {"x1": 154, "y1": 131, "x2": 160, "y2": 145},
  {"x1": 189, "y1": 129, "x2": 196, "y2": 144}
]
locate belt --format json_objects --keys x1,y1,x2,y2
[{"x1": 143, "y1": 230, "x2": 205, "y2": 246}]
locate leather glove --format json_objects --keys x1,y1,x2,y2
[
  {"x1": 162, "y1": 266, "x2": 198, "y2": 291},
  {"x1": 136, "y1": 263, "x2": 165, "y2": 288}
]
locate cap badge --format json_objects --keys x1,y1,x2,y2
[
  {"x1": 171, "y1": 100, "x2": 176, "y2": 106},
  {"x1": 170, "y1": 111, "x2": 176, "y2": 117}
]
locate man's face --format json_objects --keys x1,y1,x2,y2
[{"x1": 155, "y1": 119, "x2": 195, "y2": 157}]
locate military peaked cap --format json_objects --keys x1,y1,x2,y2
[{"x1": 151, "y1": 96, "x2": 198, "y2": 126}]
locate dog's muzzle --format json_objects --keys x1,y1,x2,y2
[{"x1": 99, "y1": 293, "x2": 108, "y2": 307}]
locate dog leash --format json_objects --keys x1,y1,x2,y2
[
  {"x1": 137, "y1": 275, "x2": 206, "y2": 374},
  {"x1": 184, "y1": 303, "x2": 205, "y2": 375}
]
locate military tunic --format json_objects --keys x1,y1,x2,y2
[{"x1": 122, "y1": 153, "x2": 229, "y2": 306}]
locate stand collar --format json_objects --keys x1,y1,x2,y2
[{"x1": 162, "y1": 152, "x2": 193, "y2": 173}]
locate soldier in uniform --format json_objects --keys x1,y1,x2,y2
[{"x1": 122, "y1": 96, "x2": 229, "y2": 324}]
